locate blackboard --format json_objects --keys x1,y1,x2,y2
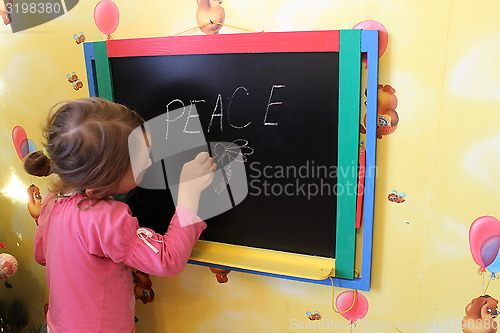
[
  {"x1": 111, "y1": 52, "x2": 339, "y2": 257},
  {"x1": 84, "y1": 30, "x2": 379, "y2": 286}
]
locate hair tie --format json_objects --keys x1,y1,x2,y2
[{"x1": 42, "y1": 147, "x2": 50, "y2": 159}]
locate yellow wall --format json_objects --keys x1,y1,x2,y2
[{"x1": 1, "y1": 0, "x2": 499, "y2": 332}]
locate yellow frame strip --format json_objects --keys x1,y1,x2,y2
[{"x1": 190, "y1": 240, "x2": 335, "y2": 280}]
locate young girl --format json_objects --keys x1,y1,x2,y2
[{"x1": 25, "y1": 97, "x2": 215, "y2": 332}]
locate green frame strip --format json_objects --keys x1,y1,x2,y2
[
  {"x1": 93, "y1": 41, "x2": 114, "y2": 102},
  {"x1": 335, "y1": 30, "x2": 361, "y2": 279}
]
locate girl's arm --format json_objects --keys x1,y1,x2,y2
[
  {"x1": 124, "y1": 152, "x2": 215, "y2": 276},
  {"x1": 79, "y1": 152, "x2": 215, "y2": 276}
]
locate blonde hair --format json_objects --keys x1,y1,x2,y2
[{"x1": 24, "y1": 98, "x2": 144, "y2": 208}]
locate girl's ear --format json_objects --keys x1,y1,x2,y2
[{"x1": 85, "y1": 189, "x2": 95, "y2": 197}]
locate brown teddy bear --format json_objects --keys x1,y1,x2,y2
[
  {"x1": 463, "y1": 295, "x2": 499, "y2": 333},
  {"x1": 196, "y1": 0, "x2": 225, "y2": 34},
  {"x1": 360, "y1": 84, "x2": 399, "y2": 139},
  {"x1": 132, "y1": 270, "x2": 155, "y2": 304}
]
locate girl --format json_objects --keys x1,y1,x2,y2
[{"x1": 25, "y1": 97, "x2": 215, "y2": 332}]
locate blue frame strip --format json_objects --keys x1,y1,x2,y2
[{"x1": 83, "y1": 42, "x2": 97, "y2": 97}]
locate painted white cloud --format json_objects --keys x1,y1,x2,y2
[
  {"x1": 433, "y1": 215, "x2": 469, "y2": 259},
  {"x1": 449, "y1": 34, "x2": 500, "y2": 99},
  {"x1": 463, "y1": 135, "x2": 500, "y2": 188},
  {"x1": 276, "y1": 0, "x2": 337, "y2": 30}
]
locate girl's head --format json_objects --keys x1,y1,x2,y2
[{"x1": 24, "y1": 98, "x2": 144, "y2": 205}]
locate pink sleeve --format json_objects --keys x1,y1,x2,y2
[
  {"x1": 123, "y1": 206, "x2": 206, "y2": 276},
  {"x1": 78, "y1": 202, "x2": 206, "y2": 277}
]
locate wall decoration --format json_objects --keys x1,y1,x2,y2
[
  {"x1": 469, "y1": 216, "x2": 500, "y2": 275},
  {"x1": 74, "y1": 32, "x2": 85, "y2": 44},
  {"x1": 360, "y1": 84, "x2": 399, "y2": 139},
  {"x1": 67, "y1": 72, "x2": 83, "y2": 91},
  {"x1": 352, "y1": 20, "x2": 388, "y2": 68},
  {"x1": 0, "y1": 253, "x2": 18, "y2": 280},
  {"x1": 132, "y1": 270, "x2": 155, "y2": 304},
  {"x1": 209, "y1": 267, "x2": 231, "y2": 283},
  {"x1": 0, "y1": 0, "x2": 12, "y2": 25},
  {"x1": 27, "y1": 184, "x2": 42, "y2": 225},
  {"x1": 388, "y1": 190, "x2": 406, "y2": 203},
  {"x1": 306, "y1": 311, "x2": 321, "y2": 321},
  {"x1": 11, "y1": 126, "x2": 37, "y2": 161},
  {"x1": 196, "y1": 0, "x2": 225, "y2": 34},
  {"x1": 94, "y1": 0, "x2": 119, "y2": 39},
  {"x1": 462, "y1": 295, "x2": 499, "y2": 333},
  {"x1": 335, "y1": 290, "x2": 369, "y2": 326}
]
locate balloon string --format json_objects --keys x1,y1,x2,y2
[
  {"x1": 170, "y1": 22, "x2": 211, "y2": 37},
  {"x1": 330, "y1": 277, "x2": 358, "y2": 314},
  {"x1": 483, "y1": 271, "x2": 486, "y2": 295},
  {"x1": 211, "y1": 20, "x2": 258, "y2": 33},
  {"x1": 484, "y1": 275, "x2": 494, "y2": 295},
  {"x1": 170, "y1": 21, "x2": 259, "y2": 37}
]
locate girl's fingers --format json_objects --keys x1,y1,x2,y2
[
  {"x1": 202, "y1": 156, "x2": 214, "y2": 170},
  {"x1": 195, "y1": 151, "x2": 210, "y2": 163}
]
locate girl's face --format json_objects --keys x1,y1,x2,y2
[
  {"x1": 116, "y1": 125, "x2": 152, "y2": 194},
  {"x1": 116, "y1": 155, "x2": 152, "y2": 195},
  {"x1": 116, "y1": 165, "x2": 140, "y2": 194},
  {"x1": 128, "y1": 125, "x2": 152, "y2": 189}
]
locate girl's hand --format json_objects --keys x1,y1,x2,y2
[
  {"x1": 177, "y1": 152, "x2": 216, "y2": 215},
  {"x1": 179, "y1": 152, "x2": 216, "y2": 194}
]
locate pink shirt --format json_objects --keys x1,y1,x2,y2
[{"x1": 34, "y1": 193, "x2": 206, "y2": 332}]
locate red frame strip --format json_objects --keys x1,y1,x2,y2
[
  {"x1": 356, "y1": 148, "x2": 366, "y2": 229},
  {"x1": 106, "y1": 30, "x2": 340, "y2": 57}
]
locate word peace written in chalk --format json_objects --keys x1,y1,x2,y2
[{"x1": 164, "y1": 84, "x2": 285, "y2": 139}]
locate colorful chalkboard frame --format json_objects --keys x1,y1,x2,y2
[{"x1": 83, "y1": 29, "x2": 378, "y2": 291}]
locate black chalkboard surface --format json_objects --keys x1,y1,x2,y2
[{"x1": 111, "y1": 52, "x2": 339, "y2": 257}]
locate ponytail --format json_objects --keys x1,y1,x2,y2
[{"x1": 24, "y1": 150, "x2": 52, "y2": 177}]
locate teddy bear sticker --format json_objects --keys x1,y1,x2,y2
[
  {"x1": 360, "y1": 84, "x2": 399, "y2": 139},
  {"x1": 463, "y1": 295, "x2": 499, "y2": 333}
]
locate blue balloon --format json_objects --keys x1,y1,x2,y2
[
  {"x1": 480, "y1": 235, "x2": 500, "y2": 267},
  {"x1": 486, "y1": 249, "x2": 500, "y2": 277},
  {"x1": 28, "y1": 139, "x2": 37, "y2": 154},
  {"x1": 20, "y1": 139, "x2": 37, "y2": 159}
]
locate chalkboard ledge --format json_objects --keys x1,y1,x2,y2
[{"x1": 190, "y1": 240, "x2": 335, "y2": 280}]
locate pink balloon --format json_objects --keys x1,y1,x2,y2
[
  {"x1": 470, "y1": 216, "x2": 500, "y2": 272},
  {"x1": 12, "y1": 126, "x2": 28, "y2": 161},
  {"x1": 353, "y1": 20, "x2": 388, "y2": 58},
  {"x1": 94, "y1": 0, "x2": 119, "y2": 36},
  {"x1": 336, "y1": 291, "x2": 369, "y2": 323}
]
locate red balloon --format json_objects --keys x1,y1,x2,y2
[
  {"x1": 12, "y1": 126, "x2": 28, "y2": 161},
  {"x1": 469, "y1": 216, "x2": 500, "y2": 272},
  {"x1": 94, "y1": 0, "x2": 119, "y2": 36},
  {"x1": 335, "y1": 291, "x2": 369, "y2": 323}
]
